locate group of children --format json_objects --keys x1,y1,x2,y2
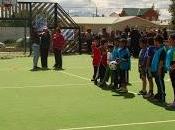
[
  {"x1": 91, "y1": 33, "x2": 175, "y2": 108},
  {"x1": 91, "y1": 36, "x2": 131, "y2": 93},
  {"x1": 139, "y1": 33, "x2": 175, "y2": 107}
]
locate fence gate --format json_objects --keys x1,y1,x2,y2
[{"x1": 0, "y1": 0, "x2": 81, "y2": 53}]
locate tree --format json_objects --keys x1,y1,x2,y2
[{"x1": 169, "y1": 0, "x2": 175, "y2": 29}]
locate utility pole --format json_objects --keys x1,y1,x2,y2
[
  {"x1": 95, "y1": 6, "x2": 98, "y2": 17},
  {"x1": 88, "y1": 0, "x2": 92, "y2": 16},
  {"x1": 88, "y1": 0, "x2": 98, "y2": 17}
]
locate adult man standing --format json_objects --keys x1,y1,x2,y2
[
  {"x1": 100, "y1": 28, "x2": 110, "y2": 41},
  {"x1": 31, "y1": 27, "x2": 40, "y2": 70},
  {"x1": 85, "y1": 29, "x2": 93, "y2": 53},
  {"x1": 40, "y1": 27, "x2": 51, "y2": 69},
  {"x1": 52, "y1": 27, "x2": 65, "y2": 70},
  {"x1": 130, "y1": 29, "x2": 141, "y2": 58}
]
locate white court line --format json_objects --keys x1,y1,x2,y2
[
  {"x1": 60, "y1": 71, "x2": 90, "y2": 81},
  {"x1": 0, "y1": 70, "x2": 170, "y2": 92},
  {"x1": 0, "y1": 83, "x2": 92, "y2": 89},
  {"x1": 59, "y1": 71, "x2": 171, "y2": 95},
  {"x1": 58, "y1": 119, "x2": 175, "y2": 130},
  {"x1": 61, "y1": 71, "x2": 171, "y2": 84},
  {"x1": 60, "y1": 71, "x2": 138, "y2": 95}
]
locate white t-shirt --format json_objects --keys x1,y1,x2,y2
[{"x1": 107, "y1": 52, "x2": 113, "y2": 65}]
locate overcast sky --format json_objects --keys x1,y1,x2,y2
[{"x1": 59, "y1": 0, "x2": 171, "y2": 19}]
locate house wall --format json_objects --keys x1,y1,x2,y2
[{"x1": 79, "y1": 24, "x2": 113, "y2": 34}]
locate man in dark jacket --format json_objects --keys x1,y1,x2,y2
[
  {"x1": 85, "y1": 29, "x2": 93, "y2": 53},
  {"x1": 130, "y1": 29, "x2": 141, "y2": 58},
  {"x1": 40, "y1": 27, "x2": 51, "y2": 69}
]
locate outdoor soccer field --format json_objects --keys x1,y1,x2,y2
[{"x1": 0, "y1": 55, "x2": 175, "y2": 130}]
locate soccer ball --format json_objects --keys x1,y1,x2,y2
[{"x1": 109, "y1": 61, "x2": 118, "y2": 70}]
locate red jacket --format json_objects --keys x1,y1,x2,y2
[
  {"x1": 52, "y1": 32, "x2": 65, "y2": 49},
  {"x1": 100, "y1": 46, "x2": 107, "y2": 66},
  {"x1": 91, "y1": 43, "x2": 101, "y2": 66}
]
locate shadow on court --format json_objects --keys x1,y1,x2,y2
[
  {"x1": 165, "y1": 106, "x2": 175, "y2": 111},
  {"x1": 146, "y1": 98, "x2": 167, "y2": 108},
  {"x1": 141, "y1": 97, "x2": 175, "y2": 111},
  {"x1": 97, "y1": 84, "x2": 135, "y2": 99},
  {"x1": 30, "y1": 68, "x2": 65, "y2": 72},
  {"x1": 112, "y1": 92, "x2": 135, "y2": 99}
]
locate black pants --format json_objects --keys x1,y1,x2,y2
[
  {"x1": 53, "y1": 48, "x2": 62, "y2": 68},
  {"x1": 114, "y1": 70, "x2": 120, "y2": 88},
  {"x1": 114, "y1": 69, "x2": 128, "y2": 88},
  {"x1": 170, "y1": 70, "x2": 175, "y2": 100},
  {"x1": 87, "y1": 40, "x2": 92, "y2": 53},
  {"x1": 93, "y1": 66, "x2": 98, "y2": 80},
  {"x1": 99, "y1": 65, "x2": 106, "y2": 82},
  {"x1": 153, "y1": 72, "x2": 165, "y2": 101},
  {"x1": 127, "y1": 71, "x2": 129, "y2": 84},
  {"x1": 40, "y1": 47, "x2": 49, "y2": 68}
]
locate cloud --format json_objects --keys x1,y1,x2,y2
[
  {"x1": 59, "y1": 0, "x2": 88, "y2": 7},
  {"x1": 59, "y1": 0, "x2": 171, "y2": 19}
]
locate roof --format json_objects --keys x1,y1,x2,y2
[
  {"x1": 71, "y1": 16, "x2": 159, "y2": 28},
  {"x1": 122, "y1": 8, "x2": 152, "y2": 16},
  {"x1": 72, "y1": 16, "x2": 136, "y2": 25},
  {"x1": 17, "y1": 0, "x2": 59, "y2": 3},
  {"x1": 152, "y1": 21, "x2": 170, "y2": 26},
  {"x1": 109, "y1": 12, "x2": 119, "y2": 17}
]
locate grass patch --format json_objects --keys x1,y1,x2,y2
[{"x1": 0, "y1": 55, "x2": 175, "y2": 130}]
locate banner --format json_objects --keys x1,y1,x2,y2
[{"x1": 33, "y1": 15, "x2": 47, "y2": 32}]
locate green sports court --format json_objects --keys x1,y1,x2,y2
[
  {"x1": 0, "y1": 0, "x2": 175, "y2": 129},
  {"x1": 0, "y1": 55, "x2": 175, "y2": 130}
]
